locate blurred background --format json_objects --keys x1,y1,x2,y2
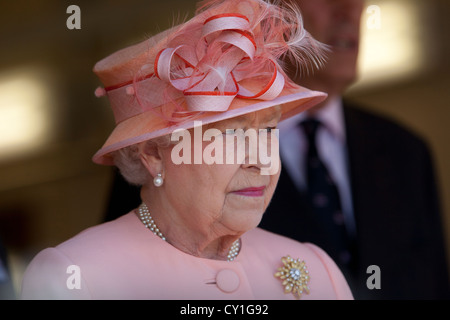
[{"x1": 0, "y1": 0, "x2": 449, "y2": 297}]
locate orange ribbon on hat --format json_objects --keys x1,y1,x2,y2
[
  {"x1": 96, "y1": 13, "x2": 289, "y2": 124},
  {"x1": 153, "y1": 13, "x2": 285, "y2": 113}
]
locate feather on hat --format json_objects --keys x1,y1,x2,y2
[{"x1": 92, "y1": 0, "x2": 327, "y2": 165}]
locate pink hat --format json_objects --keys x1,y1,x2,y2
[{"x1": 92, "y1": 0, "x2": 327, "y2": 165}]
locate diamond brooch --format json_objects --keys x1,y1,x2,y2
[{"x1": 274, "y1": 255, "x2": 310, "y2": 299}]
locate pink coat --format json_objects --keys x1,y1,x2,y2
[{"x1": 21, "y1": 212, "x2": 353, "y2": 299}]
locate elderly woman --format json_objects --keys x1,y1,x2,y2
[{"x1": 21, "y1": 0, "x2": 352, "y2": 299}]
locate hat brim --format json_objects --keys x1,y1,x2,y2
[{"x1": 92, "y1": 86, "x2": 326, "y2": 165}]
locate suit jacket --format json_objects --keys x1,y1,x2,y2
[
  {"x1": 21, "y1": 212, "x2": 353, "y2": 299},
  {"x1": 259, "y1": 102, "x2": 450, "y2": 299}
]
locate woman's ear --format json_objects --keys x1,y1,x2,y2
[{"x1": 139, "y1": 141, "x2": 164, "y2": 180}]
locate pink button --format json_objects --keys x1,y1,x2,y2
[{"x1": 216, "y1": 269, "x2": 240, "y2": 293}]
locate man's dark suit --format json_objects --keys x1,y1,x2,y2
[
  {"x1": 104, "y1": 103, "x2": 449, "y2": 299},
  {"x1": 259, "y1": 102, "x2": 450, "y2": 299}
]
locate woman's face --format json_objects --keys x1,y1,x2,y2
[{"x1": 160, "y1": 107, "x2": 282, "y2": 236}]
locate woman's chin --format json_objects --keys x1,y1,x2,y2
[{"x1": 223, "y1": 207, "x2": 265, "y2": 232}]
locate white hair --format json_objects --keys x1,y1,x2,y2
[{"x1": 112, "y1": 135, "x2": 172, "y2": 186}]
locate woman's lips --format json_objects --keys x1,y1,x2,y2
[{"x1": 232, "y1": 186, "x2": 266, "y2": 197}]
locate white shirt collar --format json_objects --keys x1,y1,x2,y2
[{"x1": 279, "y1": 97, "x2": 346, "y2": 142}]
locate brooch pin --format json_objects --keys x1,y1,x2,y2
[{"x1": 274, "y1": 255, "x2": 310, "y2": 299}]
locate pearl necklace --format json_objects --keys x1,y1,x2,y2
[{"x1": 137, "y1": 203, "x2": 241, "y2": 262}]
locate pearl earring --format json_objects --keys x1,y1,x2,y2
[{"x1": 153, "y1": 173, "x2": 163, "y2": 187}]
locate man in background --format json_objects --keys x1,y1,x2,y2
[{"x1": 260, "y1": 0, "x2": 449, "y2": 299}]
